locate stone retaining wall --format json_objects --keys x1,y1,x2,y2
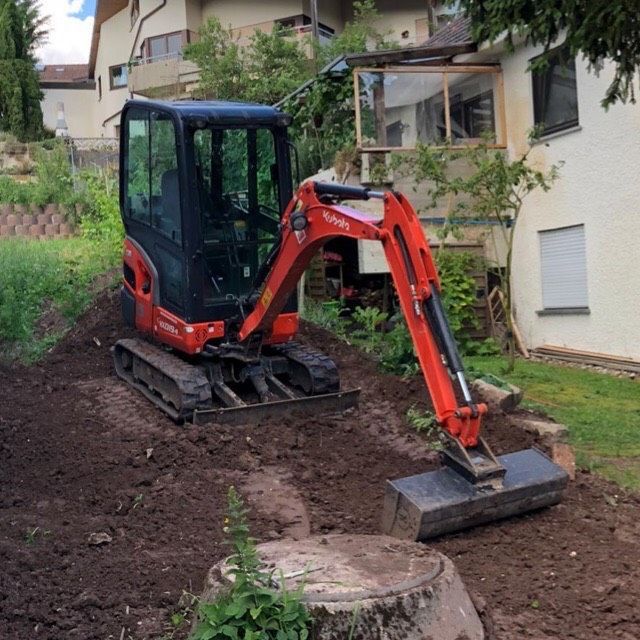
[{"x1": 0, "y1": 204, "x2": 76, "y2": 238}]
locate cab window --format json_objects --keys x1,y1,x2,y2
[
  {"x1": 124, "y1": 108, "x2": 182, "y2": 245},
  {"x1": 193, "y1": 127, "x2": 280, "y2": 304}
]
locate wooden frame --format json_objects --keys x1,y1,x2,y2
[{"x1": 353, "y1": 65, "x2": 507, "y2": 152}]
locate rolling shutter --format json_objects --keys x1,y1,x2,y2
[{"x1": 539, "y1": 224, "x2": 588, "y2": 309}]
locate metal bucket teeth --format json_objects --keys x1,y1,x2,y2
[{"x1": 382, "y1": 448, "x2": 569, "y2": 540}]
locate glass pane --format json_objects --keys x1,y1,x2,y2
[
  {"x1": 111, "y1": 64, "x2": 128, "y2": 88},
  {"x1": 256, "y1": 128, "x2": 279, "y2": 213},
  {"x1": 542, "y1": 59, "x2": 578, "y2": 132},
  {"x1": 150, "y1": 114, "x2": 181, "y2": 244},
  {"x1": 358, "y1": 71, "x2": 447, "y2": 148},
  {"x1": 149, "y1": 36, "x2": 167, "y2": 58},
  {"x1": 125, "y1": 108, "x2": 150, "y2": 224},
  {"x1": 195, "y1": 128, "x2": 279, "y2": 304},
  {"x1": 446, "y1": 73, "x2": 496, "y2": 143},
  {"x1": 156, "y1": 244, "x2": 184, "y2": 309},
  {"x1": 167, "y1": 33, "x2": 183, "y2": 56}
]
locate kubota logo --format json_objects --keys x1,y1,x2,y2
[
  {"x1": 158, "y1": 319, "x2": 179, "y2": 335},
  {"x1": 322, "y1": 210, "x2": 350, "y2": 231}
]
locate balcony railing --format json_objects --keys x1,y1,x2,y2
[{"x1": 128, "y1": 53, "x2": 200, "y2": 98}]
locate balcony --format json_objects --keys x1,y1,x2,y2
[
  {"x1": 231, "y1": 19, "x2": 334, "y2": 55},
  {"x1": 128, "y1": 53, "x2": 200, "y2": 99}
]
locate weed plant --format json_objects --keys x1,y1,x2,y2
[{"x1": 191, "y1": 487, "x2": 311, "y2": 640}]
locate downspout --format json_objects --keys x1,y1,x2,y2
[
  {"x1": 130, "y1": 0, "x2": 168, "y2": 62},
  {"x1": 128, "y1": 0, "x2": 168, "y2": 98}
]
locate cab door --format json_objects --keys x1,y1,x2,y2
[{"x1": 121, "y1": 105, "x2": 187, "y2": 327}]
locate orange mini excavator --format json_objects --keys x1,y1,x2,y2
[{"x1": 114, "y1": 100, "x2": 568, "y2": 539}]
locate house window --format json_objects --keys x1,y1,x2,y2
[
  {"x1": 131, "y1": 0, "x2": 140, "y2": 28},
  {"x1": 148, "y1": 32, "x2": 184, "y2": 60},
  {"x1": 109, "y1": 63, "x2": 128, "y2": 90},
  {"x1": 532, "y1": 47, "x2": 579, "y2": 136},
  {"x1": 539, "y1": 225, "x2": 588, "y2": 311}
]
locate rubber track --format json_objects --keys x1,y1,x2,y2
[
  {"x1": 272, "y1": 342, "x2": 340, "y2": 395},
  {"x1": 113, "y1": 338, "x2": 212, "y2": 421}
]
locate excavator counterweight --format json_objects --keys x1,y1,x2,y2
[{"x1": 113, "y1": 100, "x2": 567, "y2": 539}]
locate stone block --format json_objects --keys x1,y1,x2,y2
[
  {"x1": 0, "y1": 225, "x2": 10, "y2": 236},
  {"x1": 0, "y1": 214, "x2": 6, "y2": 225},
  {"x1": 37, "y1": 213, "x2": 51, "y2": 225},
  {"x1": 6, "y1": 214, "x2": 18, "y2": 226},
  {"x1": 59, "y1": 222, "x2": 75, "y2": 236},
  {"x1": 14, "y1": 224, "x2": 28, "y2": 236},
  {"x1": 21, "y1": 214, "x2": 36, "y2": 225},
  {"x1": 29, "y1": 224, "x2": 45, "y2": 237},
  {"x1": 521, "y1": 418, "x2": 568, "y2": 440},
  {"x1": 51, "y1": 213, "x2": 65, "y2": 225},
  {"x1": 13, "y1": 204, "x2": 28, "y2": 215},
  {"x1": 44, "y1": 203, "x2": 59, "y2": 216},
  {"x1": 471, "y1": 378, "x2": 523, "y2": 413},
  {"x1": 30, "y1": 204, "x2": 43, "y2": 216},
  {"x1": 44, "y1": 223, "x2": 60, "y2": 236},
  {"x1": 0, "y1": 203, "x2": 12, "y2": 216}
]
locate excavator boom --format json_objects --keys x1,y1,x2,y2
[{"x1": 237, "y1": 181, "x2": 568, "y2": 536}]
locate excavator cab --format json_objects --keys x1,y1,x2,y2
[{"x1": 119, "y1": 100, "x2": 295, "y2": 327}]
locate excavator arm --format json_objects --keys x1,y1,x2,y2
[{"x1": 239, "y1": 181, "x2": 501, "y2": 480}]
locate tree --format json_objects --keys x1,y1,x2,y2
[
  {"x1": 285, "y1": 0, "x2": 398, "y2": 175},
  {"x1": 0, "y1": 0, "x2": 45, "y2": 141},
  {"x1": 315, "y1": 0, "x2": 395, "y2": 67},
  {"x1": 405, "y1": 136, "x2": 561, "y2": 371},
  {"x1": 184, "y1": 18, "x2": 309, "y2": 104},
  {"x1": 183, "y1": 17, "x2": 246, "y2": 101},
  {"x1": 17, "y1": 0, "x2": 49, "y2": 60},
  {"x1": 454, "y1": 0, "x2": 640, "y2": 108}
]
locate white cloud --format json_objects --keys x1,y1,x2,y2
[{"x1": 36, "y1": 1, "x2": 94, "y2": 65}]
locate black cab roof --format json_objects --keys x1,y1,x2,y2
[{"x1": 124, "y1": 99, "x2": 291, "y2": 127}]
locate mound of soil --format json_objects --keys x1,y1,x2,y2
[{"x1": 1, "y1": 289, "x2": 639, "y2": 639}]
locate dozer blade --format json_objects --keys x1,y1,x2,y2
[
  {"x1": 192, "y1": 388, "x2": 360, "y2": 426},
  {"x1": 382, "y1": 448, "x2": 569, "y2": 540}
]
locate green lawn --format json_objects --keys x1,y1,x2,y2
[
  {"x1": 467, "y1": 355, "x2": 640, "y2": 489},
  {"x1": 0, "y1": 237, "x2": 119, "y2": 362}
]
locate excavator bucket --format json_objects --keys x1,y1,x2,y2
[{"x1": 382, "y1": 447, "x2": 569, "y2": 540}]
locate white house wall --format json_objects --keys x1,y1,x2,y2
[
  {"x1": 41, "y1": 87, "x2": 96, "y2": 138},
  {"x1": 500, "y1": 44, "x2": 640, "y2": 359},
  {"x1": 93, "y1": 1, "x2": 192, "y2": 137}
]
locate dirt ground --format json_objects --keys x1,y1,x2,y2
[{"x1": 1, "y1": 289, "x2": 640, "y2": 640}]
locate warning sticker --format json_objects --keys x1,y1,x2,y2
[
  {"x1": 294, "y1": 229, "x2": 307, "y2": 244},
  {"x1": 260, "y1": 287, "x2": 273, "y2": 309}
]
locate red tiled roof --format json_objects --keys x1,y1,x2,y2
[
  {"x1": 39, "y1": 64, "x2": 89, "y2": 83},
  {"x1": 423, "y1": 15, "x2": 473, "y2": 47}
]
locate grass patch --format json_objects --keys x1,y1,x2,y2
[
  {"x1": 467, "y1": 355, "x2": 640, "y2": 489},
  {"x1": 0, "y1": 237, "x2": 119, "y2": 362}
]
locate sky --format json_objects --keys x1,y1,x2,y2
[{"x1": 35, "y1": 0, "x2": 97, "y2": 65}]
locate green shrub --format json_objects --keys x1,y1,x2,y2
[
  {"x1": 191, "y1": 487, "x2": 311, "y2": 640},
  {"x1": 78, "y1": 169, "x2": 124, "y2": 259},
  {"x1": 0, "y1": 237, "x2": 119, "y2": 361}
]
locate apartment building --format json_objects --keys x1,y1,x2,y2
[{"x1": 40, "y1": 0, "x2": 433, "y2": 139}]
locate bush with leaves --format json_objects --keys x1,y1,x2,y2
[
  {"x1": 185, "y1": 20, "x2": 309, "y2": 105},
  {"x1": 78, "y1": 169, "x2": 123, "y2": 260},
  {"x1": 191, "y1": 487, "x2": 311, "y2": 640},
  {"x1": 400, "y1": 137, "x2": 560, "y2": 370}
]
